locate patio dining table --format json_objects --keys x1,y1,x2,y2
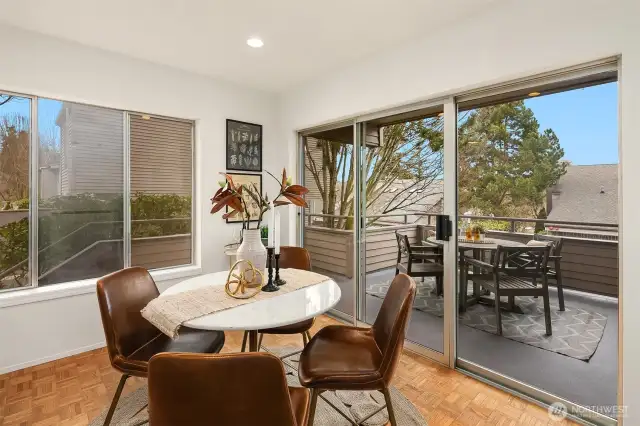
[{"x1": 425, "y1": 236, "x2": 527, "y2": 312}]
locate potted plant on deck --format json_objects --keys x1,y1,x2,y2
[
  {"x1": 211, "y1": 169, "x2": 308, "y2": 277},
  {"x1": 471, "y1": 224, "x2": 486, "y2": 242}
]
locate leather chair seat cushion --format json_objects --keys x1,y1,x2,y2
[
  {"x1": 288, "y1": 386, "x2": 310, "y2": 425},
  {"x1": 298, "y1": 325, "x2": 383, "y2": 390},
  {"x1": 114, "y1": 328, "x2": 225, "y2": 377},
  {"x1": 260, "y1": 318, "x2": 314, "y2": 335}
]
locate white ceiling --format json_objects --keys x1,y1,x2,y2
[{"x1": 0, "y1": 0, "x2": 502, "y2": 93}]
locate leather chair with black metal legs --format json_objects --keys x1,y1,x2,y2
[
  {"x1": 298, "y1": 273, "x2": 417, "y2": 426},
  {"x1": 96, "y1": 267, "x2": 226, "y2": 426},
  {"x1": 148, "y1": 352, "x2": 310, "y2": 426},
  {"x1": 241, "y1": 246, "x2": 314, "y2": 352}
]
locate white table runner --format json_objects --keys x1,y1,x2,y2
[{"x1": 142, "y1": 268, "x2": 329, "y2": 338}]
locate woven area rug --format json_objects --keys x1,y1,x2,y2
[
  {"x1": 367, "y1": 278, "x2": 607, "y2": 361},
  {"x1": 89, "y1": 346, "x2": 428, "y2": 426}
]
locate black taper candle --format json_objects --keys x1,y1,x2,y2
[
  {"x1": 274, "y1": 253, "x2": 286, "y2": 286},
  {"x1": 262, "y1": 247, "x2": 279, "y2": 292}
]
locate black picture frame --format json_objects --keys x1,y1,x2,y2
[
  {"x1": 225, "y1": 172, "x2": 263, "y2": 224},
  {"x1": 226, "y1": 119, "x2": 262, "y2": 172}
]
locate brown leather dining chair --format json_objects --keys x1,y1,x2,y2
[
  {"x1": 298, "y1": 273, "x2": 417, "y2": 426},
  {"x1": 241, "y1": 246, "x2": 315, "y2": 352},
  {"x1": 148, "y1": 352, "x2": 310, "y2": 426},
  {"x1": 97, "y1": 267, "x2": 226, "y2": 426}
]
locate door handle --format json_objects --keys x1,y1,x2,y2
[{"x1": 435, "y1": 214, "x2": 452, "y2": 241}]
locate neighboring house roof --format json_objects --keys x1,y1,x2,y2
[{"x1": 547, "y1": 164, "x2": 618, "y2": 224}]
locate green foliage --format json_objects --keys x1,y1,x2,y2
[
  {"x1": 458, "y1": 101, "x2": 567, "y2": 217},
  {"x1": 131, "y1": 192, "x2": 191, "y2": 238},
  {"x1": 0, "y1": 218, "x2": 29, "y2": 285},
  {"x1": 0, "y1": 115, "x2": 30, "y2": 201},
  {"x1": 14, "y1": 198, "x2": 29, "y2": 209},
  {"x1": 471, "y1": 223, "x2": 486, "y2": 234},
  {"x1": 461, "y1": 219, "x2": 511, "y2": 232},
  {"x1": 260, "y1": 225, "x2": 268, "y2": 239}
]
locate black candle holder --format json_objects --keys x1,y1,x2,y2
[
  {"x1": 274, "y1": 253, "x2": 286, "y2": 286},
  {"x1": 262, "y1": 247, "x2": 279, "y2": 292}
]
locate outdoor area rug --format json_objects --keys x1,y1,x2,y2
[
  {"x1": 367, "y1": 278, "x2": 607, "y2": 361},
  {"x1": 89, "y1": 346, "x2": 428, "y2": 426}
]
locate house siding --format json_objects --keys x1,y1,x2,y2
[{"x1": 57, "y1": 103, "x2": 124, "y2": 195}]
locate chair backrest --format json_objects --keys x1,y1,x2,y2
[
  {"x1": 395, "y1": 231, "x2": 411, "y2": 256},
  {"x1": 148, "y1": 352, "x2": 301, "y2": 426},
  {"x1": 495, "y1": 244, "x2": 552, "y2": 277},
  {"x1": 534, "y1": 233, "x2": 564, "y2": 256},
  {"x1": 279, "y1": 246, "x2": 311, "y2": 270},
  {"x1": 372, "y1": 273, "x2": 416, "y2": 385},
  {"x1": 96, "y1": 267, "x2": 161, "y2": 362}
]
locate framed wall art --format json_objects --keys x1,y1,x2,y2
[
  {"x1": 225, "y1": 172, "x2": 263, "y2": 224},
  {"x1": 226, "y1": 119, "x2": 262, "y2": 172}
]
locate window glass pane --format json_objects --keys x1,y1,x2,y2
[
  {"x1": 130, "y1": 114, "x2": 192, "y2": 269},
  {"x1": 456, "y1": 81, "x2": 619, "y2": 417},
  {"x1": 0, "y1": 93, "x2": 31, "y2": 290},
  {"x1": 37, "y1": 99, "x2": 124, "y2": 285}
]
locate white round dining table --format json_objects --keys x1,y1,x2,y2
[{"x1": 161, "y1": 270, "x2": 341, "y2": 351}]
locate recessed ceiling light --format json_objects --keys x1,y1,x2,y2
[
  {"x1": 528, "y1": 91, "x2": 541, "y2": 97},
  {"x1": 247, "y1": 38, "x2": 264, "y2": 48}
]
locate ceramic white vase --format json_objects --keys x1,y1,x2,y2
[{"x1": 236, "y1": 229, "x2": 267, "y2": 284}]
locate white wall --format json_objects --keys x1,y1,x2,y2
[
  {"x1": 281, "y1": 0, "x2": 638, "y2": 422},
  {"x1": 0, "y1": 24, "x2": 286, "y2": 372}
]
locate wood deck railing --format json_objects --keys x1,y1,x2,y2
[{"x1": 304, "y1": 213, "x2": 619, "y2": 297}]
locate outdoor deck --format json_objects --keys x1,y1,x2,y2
[
  {"x1": 304, "y1": 216, "x2": 619, "y2": 419},
  {"x1": 320, "y1": 266, "x2": 618, "y2": 418}
]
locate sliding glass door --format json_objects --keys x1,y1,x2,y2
[
  {"x1": 299, "y1": 122, "x2": 357, "y2": 321},
  {"x1": 297, "y1": 59, "x2": 620, "y2": 426},
  {"x1": 455, "y1": 63, "x2": 619, "y2": 425},
  {"x1": 355, "y1": 101, "x2": 457, "y2": 364}
]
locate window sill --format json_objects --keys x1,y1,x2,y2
[{"x1": 0, "y1": 265, "x2": 202, "y2": 309}]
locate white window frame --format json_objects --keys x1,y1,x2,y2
[{"x1": 0, "y1": 91, "x2": 198, "y2": 305}]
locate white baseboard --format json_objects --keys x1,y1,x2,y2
[{"x1": 0, "y1": 341, "x2": 106, "y2": 375}]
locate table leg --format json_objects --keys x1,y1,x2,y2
[
  {"x1": 248, "y1": 330, "x2": 259, "y2": 352},
  {"x1": 472, "y1": 248, "x2": 481, "y2": 298},
  {"x1": 459, "y1": 254, "x2": 467, "y2": 312}
]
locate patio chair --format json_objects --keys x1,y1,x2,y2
[
  {"x1": 395, "y1": 231, "x2": 444, "y2": 295},
  {"x1": 533, "y1": 234, "x2": 565, "y2": 311},
  {"x1": 512, "y1": 235, "x2": 565, "y2": 311},
  {"x1": 466, "y1": 244, "x2": 553, "y2": 336}
]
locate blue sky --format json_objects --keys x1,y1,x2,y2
[
  {"x1": 0, "y1": 96, "x2": 62, "y2": 146},
  {"x1": 524, "y1": 82, "x2": 618, "y2": 165},
  {"x1": 2, "y1": 82, "x2": 619, "y2": 165}
]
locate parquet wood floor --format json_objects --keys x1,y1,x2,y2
[{"x1": 0, "y1": 316, "x2": 577, "y2": 426}]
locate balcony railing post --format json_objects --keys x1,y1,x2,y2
[{"x1": 510, "y1": 221, "x2": 516, "y2": 233}]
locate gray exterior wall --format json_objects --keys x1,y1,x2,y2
[{"x1": 56, "y1": 102, "x2": 124, "y2": 195}]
